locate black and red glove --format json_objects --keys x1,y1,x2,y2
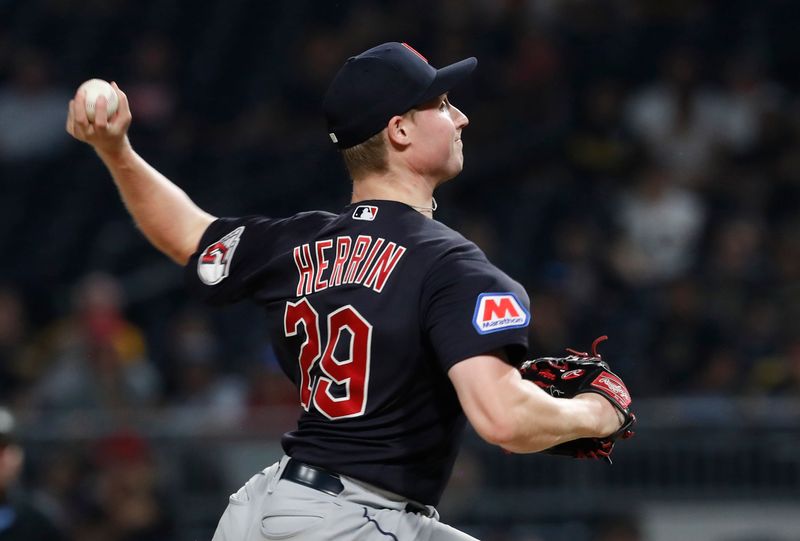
[{"x1": 519, "y1": 336, "x2": 635, "y2": 462}]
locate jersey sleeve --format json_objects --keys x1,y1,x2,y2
[
  {"x1": 184, "y1": 215, "x2": 287, "y2": 305},
  {"x1": 421, "y1": 251, "x2": 530, "y2": 372}
]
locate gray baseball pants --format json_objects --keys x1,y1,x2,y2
[{"x1": 211, "y1": 456, "x2": 479, "y2": 541}]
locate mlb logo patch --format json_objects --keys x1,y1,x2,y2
[
  {"x1": 472, "y1": 292, "x2": 530, "y2": 335},
  {"x1": 353, "y1": 206, "x2": 378, "y2": 221},
  {"x1": 197, "y1": 226, "x2": 244, "y2": 285}
]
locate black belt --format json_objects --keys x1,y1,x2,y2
[{"x1": 280, "y1": 459, "x2": 432, "y2": 517}]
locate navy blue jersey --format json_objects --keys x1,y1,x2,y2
[{"x1": 185, "y1": 200, "x2": 530, "y2": 505}]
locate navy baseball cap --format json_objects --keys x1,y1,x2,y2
[{"x1": 323, "y1": 42, "x2": 477, "y2": 149}]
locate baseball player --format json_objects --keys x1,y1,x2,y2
[{"x1": 66, "y1": 42, "x2": 625, "y2": 540}]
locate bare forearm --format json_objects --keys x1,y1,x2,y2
[
  {"x1": 498, "y1": 373, "x2": 608, "y2": 453},
  {"x1": 450, "y1": 356, "x2": 618, "y2": 454},
  {"x1": 97, "y1": 140, "x2": 215, "y2": 265},
  {"x1": 66, "y1": 83, "x2": 214, "y2": 265}
]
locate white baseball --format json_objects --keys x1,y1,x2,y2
[{"x1": 78, "y1": 78, "x2": 119, "y2": 122}]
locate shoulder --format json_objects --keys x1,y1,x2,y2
[
  {"x1": 417, "y1": 219, "x2": 489, "y2": 267},
  {"x1": 237, "y1": 210, "x2": 338, "y2": 227},
  {"x1": 288, "y1": 209, "x2": 339, "y2": 223},
  {"x1": 418, "y1": 220, "x2": 527, "y2": 300},
  {"x1": 205, "y1": 210, "x2": 337, "y2": 240}
]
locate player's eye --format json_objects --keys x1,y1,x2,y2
[{"x1": 439, "y1": 99, "x2": 448, "y2": 111}]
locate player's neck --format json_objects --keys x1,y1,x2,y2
[{"x1": 351, "y1": 171, "x2": 437, "y2": 218}]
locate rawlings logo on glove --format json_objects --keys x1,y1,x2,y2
[
  {"x1": 591, "y1": 372, "x2": 631, "y2": 408},
  {"x1": 519, "y1": 336, "x2": 636, "y2": 463}
]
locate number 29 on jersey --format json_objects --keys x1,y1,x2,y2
[{"x1": 283, "y1": 298, "x2": 372, "y2": 420}]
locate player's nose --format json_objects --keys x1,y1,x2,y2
[{"x1": 451, "y1": 103, "x2": 469, "y2": 129}]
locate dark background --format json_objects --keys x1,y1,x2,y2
[{"x1": 1, "y1": 1, "x2": 799, "y2": 540}]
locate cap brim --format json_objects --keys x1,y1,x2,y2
[{"x1": 418, "y1": 57, "x2": 477, "y2": 104}]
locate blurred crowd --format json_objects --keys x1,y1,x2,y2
[{"x1": 1, "y1": 0, "x2": 799, "y2": 539}]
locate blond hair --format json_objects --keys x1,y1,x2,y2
[{"x1": 341, "y1": 131, "x2": 388, "y2": 180}]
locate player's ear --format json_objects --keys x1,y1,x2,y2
[{"x1": 386, "y1": 115, "x2": 410, "y2": 149}]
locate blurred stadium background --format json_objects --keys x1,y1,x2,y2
[{"x1": 1, "y1": 0, "x2": 799, "y2": 540}]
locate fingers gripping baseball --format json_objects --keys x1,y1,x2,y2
[{"x1": 66, "y1": 81, "x2": 132, "y2": 154}]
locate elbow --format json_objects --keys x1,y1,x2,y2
[
  {"x1": 473, "y1": 401, "x2": 568, "y2": 454},
  {"x1": 132, "y1": 226, "x2": 196, "y2": 266},
  {"x1": 478, "y1": 425, "x2": 517, "y2": 449},
  {"x1": 136, "y1": 211, "x2": 213, "y2": 267},
  {"x1": 475, "y1": 415, "x2": 549, "y2": 454},
  {"x1": 157, "y1": 243, "x2": 192, "y2": 266},
  {"x1": 171, "y1": 248, "x2": 193, "y2": 266},
  {"x1": 484, "y1": 424, "x2": 554, "y2": 455},
  {"x1": 461, "y1": 381, "x2": 529, "y2": 449},
  {"x1": 471, "y1": 409, "x2": 520, "y2": 448},
  {"x1": 167, "y1": 222, "x2": 208, "y2": 265}
]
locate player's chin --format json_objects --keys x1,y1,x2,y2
[
  {"x1": 455, "y1": 153, "x2": 465, "y2": 173},
  {"x1": 456, "y1": 153, "x2": 466, "y2": 171},
  {"x1": 438, "y1": 161, "x2": 464, "y2": 185}
]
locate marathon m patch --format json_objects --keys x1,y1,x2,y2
[{"x1": 472, "y1": 292, "x2": 530, "y2": 334}]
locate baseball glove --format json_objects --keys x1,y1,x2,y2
[{"x1": 519, "y1": 336, "x2": 635, "y2": 463}]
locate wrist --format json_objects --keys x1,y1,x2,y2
[
  {"x1": 573, "y1": 393, "x2": 620, "y2": 437},
  {"x1": 95, "y1": 136, "x2": 133, "y2": 163}
]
